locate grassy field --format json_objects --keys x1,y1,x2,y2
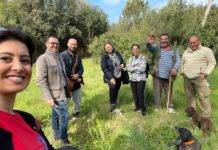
[{"x1": 15, "y1": 58, "x2": 218, "y2": 150}]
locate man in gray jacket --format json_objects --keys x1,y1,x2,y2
[{"x1": 36, "y1": 36, "x2": 69, "y2": 144}]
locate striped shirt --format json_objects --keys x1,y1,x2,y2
[
  {"x1": 158, "y1": 50, "x2": 180, "y2": 79},
  {"x1": 147, "y1": 44, "x2": 181, "y2": 79},
  {"x1": 181, "y1": 45, "x2": 216, "y2": 79},
  {"x1": 127, "y1": 55, "x2": 147, "y2": 81}
]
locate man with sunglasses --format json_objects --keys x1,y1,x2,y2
[{"x1": 181, "y1": 35, "x2": 216, "y2": 118}]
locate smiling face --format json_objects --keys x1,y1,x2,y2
[
  {"x1": 104, "y1": 43, "x2": 113, "y2": 53},
  {"x1": 189, "y1": 36, "x2": 200, "y2": 51},
  {"x1": 46, "y1": 37, "x2": 59, "y2": 52},
  {"x1": 160, "y1": 35, "x2": 169, "y2": 48},
  {"x1": 132, "y1": 45, "x2": 140, "y2": 56},
  {"x1": 67, "y1": 38, "x2": 78, "y2": 52},
  {"x1": 0, "y1": 40, "x2": 32, "y2": 95}
]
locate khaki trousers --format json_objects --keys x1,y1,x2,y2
[{"x1": 183, "y1": 76, "x2": 211, "y2": 117}]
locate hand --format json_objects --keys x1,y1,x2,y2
[
  {"x1": 71, "y1": 74, "x2": 79, "y2": 80},
  {"x1": 46, "y1": 99, "x2": 55, "y2": 107},
  {"x1": 171, "y1": 68, "x2": 177, "y2": 75},
  {"x1": 119, "y1": 64, "x2": 124, "y2": 69},
  {"x1": 110, "y1": 78, "x2": 116, "y2": 85},
  {"x1": 199, "y1": 73, "x2": 206, "y2": 80},
  {"x1": 147, "y1": 35, "x2": 155, "y2": 44}
]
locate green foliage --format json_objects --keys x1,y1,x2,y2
[
  {"x1": 122, "y1": 0, "x2": 148, "y2": 25},
  {"x1": 90, "y1": 0, "x2": 218, "y2": 61},
  {"x1": 0, "y1": 0, "x2": 109, "y2": 61}
]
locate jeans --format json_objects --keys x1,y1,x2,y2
[
  {"x1": 52, "y1": 99, "x2": 69, "y2": 141},
  {"x1": 71, "y1": 88, "x2": 82, "y2": 113}
]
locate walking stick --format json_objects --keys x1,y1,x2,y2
[{"x1": 167, "y1": 73, "x2": 172, "y2": 110}]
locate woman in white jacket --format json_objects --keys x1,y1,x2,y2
[{"x1": 127, "y1": 44, "x2": 148, "y2": 116}]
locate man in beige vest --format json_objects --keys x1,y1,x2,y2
[
  {"x1": 36, "y1": 36, "x2": 69, "y2": 144},
  {"x1": 181, "y1": 35, "x2": 216, "y2": 117}
]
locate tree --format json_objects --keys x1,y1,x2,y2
[
  {"x1": 122, "y1": 0, "x2": 148, "y2": 25},
  {"x1": 0, "y1": 0, "x2": 109, "y2": 60}
]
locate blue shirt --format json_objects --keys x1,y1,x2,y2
[{"x1": 147, "y1": 44, "x2": 181, "y2": 79}]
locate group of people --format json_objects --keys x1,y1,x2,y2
[
  {"x1": 35, "y1": 36, "x2": 84, "y2": 145},
  {"x1": 101, "y1": 33, "x2": 216, "y2": 119},
  {"x1": 0, "y1": 28, "x2": 216, "y2": 149}
]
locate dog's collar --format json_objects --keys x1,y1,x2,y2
[{"x1": 183, "y1": 140, "x2": 195, "y2": 145}]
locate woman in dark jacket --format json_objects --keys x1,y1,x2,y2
[{"x1": 101, "y1": 41, "x2": 125, "y2": 112}]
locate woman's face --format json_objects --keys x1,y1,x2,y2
[
  {"x1": 0, "y1": 40, "x2": 32, "y2": 95},
  {"x1": 132, "y1": 45, "x2": 140, "y2": 56},
  {"x1": 105, "y1": 43, "x2": 113, "y2": 53}
]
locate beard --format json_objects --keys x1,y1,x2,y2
[{"x1": 69, "y1": 47, "x2": 77, "y2": 52}]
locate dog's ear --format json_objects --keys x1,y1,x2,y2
[{"x1": 179, "y1": 128, "x2": 194, "y2": 142}]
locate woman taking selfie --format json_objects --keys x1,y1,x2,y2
[{"x1": 0, "y1": 29, "x2": 53, "y2": 149}]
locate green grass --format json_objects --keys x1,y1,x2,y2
[{"x1": 15, "y1": 58, "x2": 218, "y2": 150}]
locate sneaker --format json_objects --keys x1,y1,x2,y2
[
  {"x1": 133, "y1": 108, "x2": 140, "y2": 111},
  {"x1": 154, "y1": 108, "x2": 159, "y2": 112},
  {"x1": 61, "y1": 139, "x2": 70, "y2": 145},
  {"x1": 113, "y1": 108, "x2": 121, "y2": 113},
  {"x1": 112, "y1": 108, "x2": 123, "y2": 116},
  {"x1": 167, "y1": 108, "x2": 175, "y2": 114},
  {"x1": 110, "y1": 104, "x2": 117, "y2": 112},
  {"x1": 137, "y1": 110, "x2": 141, "y2": 113},
  {"x1": 141, "y1": 111, "x2": 147, "y2": 116},
  {"x1": 72, "y1": 112, "x2": 80, "y2": 118},
  {"x1": 69, "y1": 116, "x2": 78, "y2": 123}
]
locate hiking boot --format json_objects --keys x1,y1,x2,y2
[
  {"x1": 61, "y1": 139, "x2": 70, "y2": 145},
  {"x1": 72, "y1": 112, "x2": 80, "y2": 118},
  {"x1": 110, "y1": 104, "x2": 117, "y2": 112}
]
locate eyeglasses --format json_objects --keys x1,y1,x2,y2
[{"x1": 49, "y1": 42, "x2": 59, "y2": 45}]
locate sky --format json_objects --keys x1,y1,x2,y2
[{"x1": 86, "y1": 0, "x2": 218, "y2": 24}]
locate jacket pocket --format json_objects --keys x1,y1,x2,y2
[{"x1": 48, "y1": 65, "x2": 58, "y2": 74}]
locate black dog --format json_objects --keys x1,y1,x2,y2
[
  {"x1": 185, "y1": 106, "x2": 215, "y2": 136},
  {"x1": 171, "y1": 127, "x2": 201, "y2": 150}
]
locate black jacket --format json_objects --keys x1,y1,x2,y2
[
  {"x1": 101, "y1": 51, "x2": 125, "y2": 84},
  {"x1": 0, "y1": 110, "x2": 54, "y2": 150},
  {"x1": 60, "y1": 50, "x2": 84, "y2": 78}
]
